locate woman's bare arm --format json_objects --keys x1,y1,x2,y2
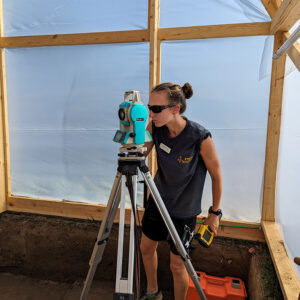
[{"x1": 200, "y1": 137, "x2": 222, "y2": 235}]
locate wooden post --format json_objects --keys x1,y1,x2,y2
[
  {"x1": 148, "y1": 0, "x2": 160, "y2": 176},
  {"x1": 262, "y1": 221, "x2": 300, "y2": 298},
  {"x1": 0, "y1": 54, "x2": 7, "y2": 213},
  {"x1": 0, "y1": 0, "x2": 10, "y2": 212},
  {"x1": 262, "y1": 32, "x2": 287, "y2": 221},
  {"x1": 149, "y1": 0, "x2": 160, "y2": 88}
]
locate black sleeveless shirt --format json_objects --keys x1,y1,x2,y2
[{"x1": 152, "y1": 118, "x2": 211, "y2": 218}]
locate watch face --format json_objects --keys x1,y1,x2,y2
[{"x1": 209, "y1": 206, "x2": 222, "y2": 215}]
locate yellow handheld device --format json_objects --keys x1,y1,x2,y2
[
  {"x1": 195, "y1": 224, "x2": 215, "y2": 248},
  {"x1": 195, "y1": 206, "x2": 222, "y2": 248}
]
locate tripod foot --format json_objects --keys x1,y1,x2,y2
[{"x1": 114, "y1": 292, "x2": 134, "y2": 300}]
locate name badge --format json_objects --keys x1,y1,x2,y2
[{"x1": 159, "y1": 143, "x2": 171, "y2": 154}]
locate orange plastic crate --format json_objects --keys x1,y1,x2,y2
[{"x1": 186, "y1": 271, "x2": 247, "y2": 300}]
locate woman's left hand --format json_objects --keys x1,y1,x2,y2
[{"x1": 203, "y1": 214, "x2": 219, "y2": 236}]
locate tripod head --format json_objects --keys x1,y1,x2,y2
[{"x1": 113, "y1": 91, "x2": 152, "y2": 153}]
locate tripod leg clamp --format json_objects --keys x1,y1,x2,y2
[{"x1": 97, "y1": 237, "x2": 109, "y2": 246}]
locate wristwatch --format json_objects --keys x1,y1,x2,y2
[{"x1": 209, "y1": 206, "x2": 223, "y2": 217}]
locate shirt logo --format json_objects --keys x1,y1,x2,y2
[{"x1": 177, "y1": 156, "x2": 193, "y2": 164}]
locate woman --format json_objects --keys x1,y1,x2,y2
[{"x1": 140, "y1": 82, "x2": 222, "y2": 300}]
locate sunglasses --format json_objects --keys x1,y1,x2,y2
[{"x1": 147, "y1": 104, "x2": 176, "y2": 113}]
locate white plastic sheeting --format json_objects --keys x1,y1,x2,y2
[
  {"x1": 276, "y1": 56, "x2": 300, "y2": 278},
  {"x1": 161, "y1": 36, "x2": 273, "y2": 222},
  {"x1": 3, "y1": 0, "x2": 298, "y2": 244},
  {"x1": 6, "y1": 43, "x2": 149, "y2": 203},
  {"x1": 160, "y1": 0, "x2": 270, "y2": 28},
  {"x1": 2, "y1": 0, "x2": 148, "y2": 36},
  {"x1": 2, "y1": 0, "x2": 270, "y2": 37},
  {"x1": 5, "y1": 35, "x2": 273, "y2": 221}
]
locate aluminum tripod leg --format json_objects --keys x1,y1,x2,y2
[
  {"x1": 80, "y1": 172, "x2": 122, "y2": 300},
  {"x1": 114, "y1": 175, "x2": 137, "y2": 299},
  {"x1": 141, "y1": 171, "x2": 207, "y2": 300}
]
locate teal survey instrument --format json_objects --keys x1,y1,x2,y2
[
  {"x1": 113, "y1": 90, "x2": 152, "y2": 146},
  {"x1": 80, "y1": 91, "x2": 207, "y2": 300}
]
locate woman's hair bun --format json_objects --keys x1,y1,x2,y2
[{"x1": 181, "y1": 82, "x2": 193, "y2": 99}]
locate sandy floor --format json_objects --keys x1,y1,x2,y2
[{"x1": 0, "y1": 272, "x2": 115, "y2": 300}]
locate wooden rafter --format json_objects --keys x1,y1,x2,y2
[
  {"x1": 262, "y1": 221, "x2": 300, "y2": 299},
  {"x1": 272, "y1": 0, "x2": 283, "y2": 8},
  {"x1": 0, "y1": 30, "x2": 150, "y2": 48},
  {"x1": 7, "y1": 196, "x2": 265, "y2": 242},
  {"x1": 271, "y1": 0, "x2": 300, "y2": 34},
  {"x1": 261, "y1": 0, "x2": 280, "y2": 18},
  {"x1": 158, "y1": 22, "x2": 271, "y2": 41},
  {"x1": 262, "y1": 32, "x2": 287, "y2": 222},
  {"x1": 0, "y1": 22, "x2": 272, "y2": 49}
]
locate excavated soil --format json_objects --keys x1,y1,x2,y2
[{"x1": 0, "y1": 211, "x2": 283, "y2": 299}]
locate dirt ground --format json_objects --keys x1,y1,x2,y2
[
  {"x1": 0, "y1": 211, "x2": 283, "y2": 299},
  {"x1": 0, "y1": 272, "x2": 114, "y2": 300}
]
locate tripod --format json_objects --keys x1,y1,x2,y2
[{"x1": 80, "y1": 148, "x2": 207, "y2": 300}]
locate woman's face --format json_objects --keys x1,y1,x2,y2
[{"x1": 148, "y1": 92, "x2": 178, "y2": 127}]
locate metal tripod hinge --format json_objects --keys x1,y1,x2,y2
[{"x1": 80, "y1": 155, "x2": 207, "y2": 300}]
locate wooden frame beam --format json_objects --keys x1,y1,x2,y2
[
  {"x1": 149, "y1": 0, "x2": 160, "y2": 112},
  {"x1": 0, "y1": 51, "x2": 8, "y2": 213},
  {"x1": 261, "y1": 0, "x2": 280, "y2": 18},
  {"x1": 271, "y1": 0, "x2": 300, "y2": 34},
  {"x1": 158, "y1": 22, "x2": 271, "y2": 41},
  {"x1": 284, "y1": 32, "x2": 300, "y2": 72},
  {"x1": 7, "y1": 196, "x2": 143, "y2": 225},
  {"x1": 262, "y1": 221, "x2": 300, "y2": 299},
  {"x1": 0, "y1": 22, "x2": 272, "y2": 50},
  {"x1": 7, "y1": 196, "x2": 265, "y2": 242},
  {"x1": 148, "y1": 0, "x2": 160, "y2": 176},
  {"x1": 262, "y1": 32, "x2": 287, "y2": 222},
  {"x1": 0, "y1": 0, "x2": 9, "y2": 213},
  {"x1": 272, "y1": 0, "x2": 283, "y2": 8},
  {"x1": 0, "y1": 0, "x2": 4, "y2": 213},
  {"x1": 0, "y1": 30, "x2": 150, "y2": 48}
]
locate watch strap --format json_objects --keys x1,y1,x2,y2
[{"x1": 209, "y1": 206, "x2": 222, "y2": 217}]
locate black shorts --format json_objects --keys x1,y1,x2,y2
[{"x1": 142, "y1": 197, "x2": 196, "y2": 255}]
